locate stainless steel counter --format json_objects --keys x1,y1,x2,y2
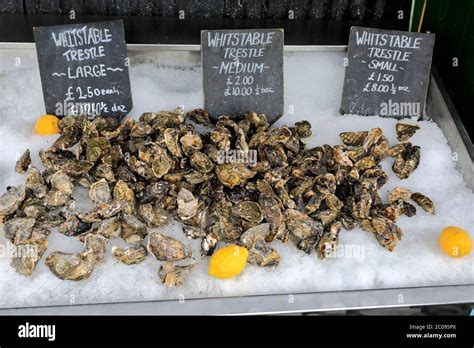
[{"x1": 0, "y1": 43, "x2": 472, "y2": 315}]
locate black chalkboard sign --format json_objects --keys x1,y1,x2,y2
[
  {"x1": 201, "y1": 28, "x2": 284, "y2": 124},
  {"x1": 340, "y1": 26, "x2": 435, "y2": 119},
  {"x1": 33, "y1": 20, "x2": 133, "y2": 119}
]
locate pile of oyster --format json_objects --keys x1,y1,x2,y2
[{"x1": 0, "y1": 109, "x2": 434, "y2": 286}]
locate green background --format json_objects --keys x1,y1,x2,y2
[{"x1": 412, "y1": 0, "x2": 473, "y2": 140}]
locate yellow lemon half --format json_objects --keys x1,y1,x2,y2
[
  {"x1": 35, "y1": 114, "x2": 60, "y2": 136},
  {"x1": 209, "y1": 245, "x2": 248, "y2": 279},
  {"x1": 439, "y1": 226, "x2": 472, "y2": 258}
]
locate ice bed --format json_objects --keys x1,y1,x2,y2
[{"x1": 0, "y1": 44, "x2": 472, "y2": 314}]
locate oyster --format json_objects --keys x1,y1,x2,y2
[
  {"x1": 0, "y1": 109, "x2": 436, "y2": 280},
  {"x1": 177, "y1": 188, "x2": 199, "y2": 220},
  {"x1": 362, "y1": 127, "x2": 383, "y2": 151},
  {"x1": 186, "y1": 108, "x2": 211, "y2": 125},
  {"x1": 3, "y1": 217, "x2": 36, "y2": 244},
  {"x1": 158, "y1": 261, "x2": 196, "y2": 287},
  {"x1": 396, "y1": 122, "x2": 420, "y2": 141},
  {"x1": 147, "y1": 232, "x2": 192, "y2": 261},
  {"x1": 138, "y1": 203, "x2": 169, "y2": 227},
  {"x1": 180, "y1": 133, "x2": 203, "y2": 155},
  {"x1": 190, "y1": 152, "x2": 213, "y2": 173},
  {"x1": 45, "y1": 170, "x2": 74, "y2": 207},
  {"x1": 247, "y1": 240, "x2": 280, "y2": 267},
  {"x1": 11, "y1": 239, "x2": 48, "y2": 276},
  {"x1": 113, "y1": 180, "x2": 136, "y2": 214},
  {"x1": 294, "y1": 121, "x2": 312, "y2": 138},
  {"x1": 183, "y1": 225, "x2": 207, "y2": 239},
  {"x1": 371, "y1": 216, "x2": 403, "y2": 251},
  {"x1": 316, "y1": 221, "x2": 341, "y2": 259},
  {"x1": 339, "y1": 131, "x2": 368, "y2": 146},
  {"x1": 58, "y1": 216, "x2": 92, "y2": 237},
  {"x1": 45, "y1": 249, "x2": 95, "y2": 281},
  {"x1": 164, "y1": 128, "x2": 182, "y2": 157},
  {"x1": 215, "y1": 163, "x2": 256, "y2": 188},
  {"x1": 89, "y1": 179, "x2": 112, "y2": 205},
  {"x1": 112, "y1": 245, "x2": 148, "y2": 265},
  {"x1": 94, "y1": 216, "x2": 122, "y2": 239},
  {"x1": 0, "y1": 186, "x2": 26, "y2": 220},
  {"x1": 61, "y1": 159, "x2": 94, "y2": 176},
  {"x1": 26, "y1": 168, "x2": 48, "y2": 198},
  {"x1": 240, "y1": 223, "x2": 270, "y2": 248},
  {"x1": 411, "y1": 192, "x2": 435, "y2": 214},
  {"x1": 201, "y1": 232, "x2": 218, "y2": 256},
  {"x1": 389, "y1": 187, "x2": 412, "y2": 203},
  {"x1": 86, "y1": 137, "x2": 111, "y2": 162},
  {"x1": 232, "y1": 201, "x2": 263, "y2": 223},
  {"x1": 15, "y1": 149, "x2": 31, "y2": 173},
  {"x1": 84, "y1": 233, "x2": 108, "y2": 264},
  {"x1": 120, "y1": 213, "x2": 147, "y2": 244},
  {"x1": 392, "y1": 143, "x2": 420, "y2": 179},
  {"x1": 285, "y1": 209, "x2": 323, "y2": 240}
]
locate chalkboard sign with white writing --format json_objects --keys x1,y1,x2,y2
[
  {"x1": 34, "y1": 20, "x2": 133, "y2": 119},
  {"x1": 340, "y1": 26, "x2": 435, "y2": 119},
  {"x1": 201, "y1": 28, "x2": 284, "y2": 124}
]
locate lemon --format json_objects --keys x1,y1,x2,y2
[
  {"x1": 208, "y1": 245, "x2": 248, "y2": 279},
  {"x1": 35, "y1": 114, "x2": 60, "y2": 136},
  {"x1": 439, "y1": 226, "x2": 472, "y2": 258}
]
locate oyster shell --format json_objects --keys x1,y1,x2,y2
[
  {"x1": 45, "y1": 249, "x2": 95, "y2": 281},
  {"x1": 247, "y1": 240, "x2": 280, "y2": 267},
  {"x1": 392, "y1": 143, "x2": 420, "y2": 179},
  {"x1": 215, "y1": 163, "x2": 256, "y2": 189},
  {"x1": 389, "y1": 187, "x2": 412, "y2": 203},
  {"x1": 147, "y1": 232, "x2": 192, "y2": 261},
  {"x1": 86, "y1": 137, "x2": 111, "y2": 162},
  {"x1": 201, "y1": 232, "x2": 218, "y2": 256},
  {"x1": 84, "y1": 233, "x2": 108, "y2": 264},
  {"x1": 58, "y1": 216, "x2": 92, "y2": 237},
  {"x1": 396, "y1": 122, "x2": 420, "y2": 141},
  {"x1": 15, "y1": 149, "x2": 31, "y2": 173},
  {"x1": 177, "y1": 188, "x2": 199, "y2": 220},
  {"x1": 285, "y1": 209, "x2": 323, "y2": 240},
  {"x1": 371, "y1": 216, "x2": 403, "y2": 251},
  {"x1": 26, "y1": 168, "x2": 48, "y2": 198},
  {"x1": 113, "y1": 180, "x2": 136, "y2": 214},
  {"x1": 120, "y1": 213, "x2": 147, "y2": 244},
  {"x1": 294, "y1": 121, "x2": 312, "y2": 138},
  {"x1": 138, "y1": 203, "x2": 169, "y2": 227},
  {"x1": 232, "y1": 201, "x2": 263, "y2": 222},
  {"x1": 180, "y1": 133, "x2": 204, "y2": 155},
  {"x1": 0, "y1": 110, "x2": 437, "y2": 280},
  {"x1": 158, "y1": 261, "x2": 196, "y2": 287},
  {"x1": 186, "y1": 108, "x2": 211, "y2": 125},
  {"x1": 11, "y1": 239, "x2": 48, "y2": 276},
  {"x1": 240, "y1": 223, "x2": 270, "y2": 248},
  {"x1": 61, "y1": 159, "x2": 94, "y2": 176},
  {"x1": 164, "y1": 128, "x2": 183, "y2": 157},
  {"x1": 3, "y1": 217, "x2": 36, "y2": 244},
  {"x1": 339, "y1": 131, "x2": 368, "y2": 146},
  {"x1": 0, "y1": 186, "x2": 26, "y2": 220},
  {"x1": 316, "y1": 221, "x2": 341, "y2": 259},
  {"x1": 89, "y1": 179, "x2": 112, "y2": 205},
  {"x1": 411, "y1": 192, "x2": 435, "y2": 214},
  {"x1": 112, "y1": 245, "x2": 148, "y2": 265},
  {"x1": 94, "y1": 216, "x2": 122, "y2": 239}
]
